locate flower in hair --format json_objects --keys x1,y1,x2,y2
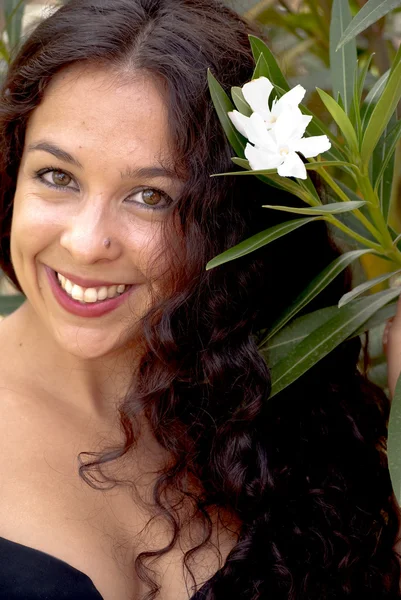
[{"x1": 228, "y1": 76, "x2": 331, "y2": 180}]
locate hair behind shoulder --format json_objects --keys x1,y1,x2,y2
[{"x1": 0, "y1": 1, "x2": 399, "y2": 599}]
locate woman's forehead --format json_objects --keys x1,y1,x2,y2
[{"x1": 24, "y1": 65, "x2": 173, "y2": 165}]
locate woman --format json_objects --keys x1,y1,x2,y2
[{"x1": 0, "y1": 0, "x2": 399, "y2": 599}]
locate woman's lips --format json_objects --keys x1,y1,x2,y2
[
  {"x1": 56, "y1": 269, "x2": 128, "y2": 288},
  {"x1": 45, "y1": 265, "x2": 135, "y2": 318}
]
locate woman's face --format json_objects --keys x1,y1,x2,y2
[{"x1": 11, "y1": 65, "x2": 183, "y2": 359}]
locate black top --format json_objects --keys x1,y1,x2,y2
[{"x1": 0, "y1": 535, "x2": 215, "y2": 599}]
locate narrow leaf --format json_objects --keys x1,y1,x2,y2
[
  {"x1": 270, "y1": 287, "x2": 401, "y2": 397},
  {"x1": 337, "y1": 0, "x2": 401, "y2": 50},
  {"x1": 262, "y1": 201, "x2": 366, "y2": 215},
  {"x1": 264, "y1": 249, "x2": 372, "y2": 341},
  {"x1": 253, "y1": 53, "x2": 270, "y2": 81},
  {"x1": 4, "y1": 0, "x2": 25, "y2": 53},
  {"x1": 330, "y1": 0, "x2": 357, "y2": 114},
  {"x1": 361, "y1": 69, "x2": 390, "y2": 131},
  {"x1": 261, "y1": 306, "x2": 339, "y2": 367},
  {"x1": 263, "y1": 298, "x2": 398, "y2": 367},
  {"x1": 373, "y1": 119, "x2": 401, "y2": 221},
  {"x1": 207, "y1": 69, "x2": 246, "y2": 158},
  {"x1": 350, "y1": 63, "x2": 363, "y2": 141},
  {"x1": 206, "y1": 217, "x2": 318, "y2": 270},
  {"x1": 361, "y1": 47, "x2": 401, "y2": 165},
  {"x1": 338, "y1": 268, "x2": 401, "y2": 307},
  {"x1": 231, "y1": 87, "x2": 252, "y2": 117},
  {"x1": 0, "y1": 39, "x2": 10, "y2": 63},
  {"x1": 351, "y1": 300, "x2": 397, "y2": 337},
  {"x1": 249, "y1": 35, "x2": 290, "y2": 92},
  {"x1": 357, "y1": 53, "x2": 374, "y2": 106},
  {"x1": 214, "y1": 162, "x2": 355, "y2": 177},
  {"x1": 316, "y1": 88, "x2": 359, "y2": 153},
  {"x1": 305, "y1": 160, "x2": 357, "y2": 170}
]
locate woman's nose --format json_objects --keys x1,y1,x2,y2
[{"x1": 59, "y1": 200, "x2": 121, "y2": 264}]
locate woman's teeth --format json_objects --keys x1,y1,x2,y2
[{"x1": 57, "y1": 273, "x2": 128, "y2": 303}]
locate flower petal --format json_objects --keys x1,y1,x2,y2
[
  {"x1": 245, "y1": 143, "x2": 283, "y2": 171},
  {"x1": 293, "y1": 135, "x2": 332, "y2": 158},
  {"x1": 273, "y1": 84, "x2": 306, "y2": 117},
  {"x1": 291, "y1": 114, "x2": 313, "y2": 141},
  {"x1": 247, "y1": 113, "x2": 277, "y2": 152},
  {"x1": 277, "y1": 152, "x2": 307, "y2": 179},
  {"x1": 242, "y1": 76, "x2": 274, "y2": 116},
  {"x1": 273, "y1": 106, "x2": 306, "y2": 147},
  {"x1": 228, "y1": 110, "x2": 251, "y2": 138}
]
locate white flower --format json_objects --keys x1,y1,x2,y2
[
  {"x1": 228, "y1": 77, "x2": 331, "y2": 180},
  {"x1": 229, "y1": 76, "x2": 306, "y2": 136}
]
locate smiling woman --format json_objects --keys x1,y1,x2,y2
[{"x1": 0, "y1": 1, "x2": 399, "y2": 600}]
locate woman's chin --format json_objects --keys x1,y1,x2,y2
[{"x1": 51, "y1": 324, "x2": 132, "y2": 361}]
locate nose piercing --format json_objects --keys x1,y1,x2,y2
[{"x1": 103, "y1": 238, "x2": 111, "y2": 249}]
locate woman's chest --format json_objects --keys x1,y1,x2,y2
[{"x1": 0, "y1": 393, "x2": 232, "y2": 600}]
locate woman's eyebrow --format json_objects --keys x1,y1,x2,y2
[
  {"x1": 26, "y1": 140, "x2": 181, "y2": 181},
  {"x1": 27, "y1": 141, "x2": 83, "y2": 169}
]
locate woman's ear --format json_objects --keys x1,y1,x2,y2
[{"x1": 384, "y1": 293, "x2": 401, "y2": 399}]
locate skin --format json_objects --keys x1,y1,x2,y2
[{"x1": 6, "y1": 64, "x2": 184, "y2": 422}]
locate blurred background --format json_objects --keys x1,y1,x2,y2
[{"x1": 0, "y1": 0, "x2": 399, "y2": 390}]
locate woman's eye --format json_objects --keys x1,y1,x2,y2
[
  {"x1": 37, "y1": 168, "x2": 77, "y2": 190},
  {"x1": 130, "y1": 188, "x2": 170, "y2": 209},
  {"x1": 50, "y1": 170, "x2": 72, "y2": 187}
]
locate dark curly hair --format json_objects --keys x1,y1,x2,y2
[{"x1": 0, "y1": 0, "x2": 399, "y2": 598}]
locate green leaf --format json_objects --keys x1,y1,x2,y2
[
  {"x1": 0, "y1": 294, "x2": 24, "y2": 315},
  {"x1": 361, "y1": 69, "x2": 390, "y2": 131},
  {"x1": 357, "y1": 53, "x2": 374, "y2": 106},
  {"x1": 207, "y1": 69, "x2": 246, "y2": 158},
  {"x1": 262, "y1": 201, "x2": 366, "y2": 215},
  {"x1": 213, "y1": 168, "x2": 277, "y2": 177},
  {"x1": 231, "y1": 157, "x2": 250, "y2": 169},
  {"x1": 301, "y1": 108, "x2": 350, "y2": 164},
  {"x1": 373, "y1": 119, "x2": 401, "y2": 222},
  {"x1": 4, "y1": 0, "x2": 25, "y2": 53},
  {"x1": 231, "y1": 87, "x2": 252, "y2": 117},
  {"x1": 338, "y1": 268, "x2": 401, "y2": 307},
  {"x1": 262, "y1": 297, "x2": 398, "y2": 367},
  {"x1": 259, "y1": 174, "x2": 313, "y2": 204},
  {"x1": 351, "y1": 300, "x2": 397, "y2": 338},
  {"x1": 331, "y1": 179, "x2": 379, "y2": 244},
  {"x1": 270, "y1": 287, "x2": 401, "y2": 397},
  {"x1": 305, "y1": 160, "x2": 357, "y2": 171},
  {"x1": 230, "y1": 158, "x2": 300, "y2": 194},
  {"x1": 261, "y1": 306, "x2": 339, "y2": 367},
  {"x1": 0, "y1": 39, "x2": 10, "y2": 63},
  {"x1": 337, "y1": 0, "x2": 401, "y2": 50},
  {"x1": 220, "y1": 161, "x2": 355, "y2": 177},
  {"x1": 388, "y1": 371, "x2": 401, "y2": 503},
  {"x1": 350, "y1": 63, "x2": 363, "y2": 142},
  {"x1": 206, "y1": 217, "x2": 319, "y2": 270},
  {"x1": 361, "y1": 45, "x2": 401, "y2": 165},
  {"x1": 330, "y1": 0, "x2": 357, "y2": 115},
  {"x1": 249, "y1": 35, "x2": 290, "y2": 92},
  {"x1": 263, "y1": 248, "x2": 372, "y2": 342},
  {"x1": 252, "y1": 52, "x2": 270, "y2": 81},
  {"x1": 316, "y1": 88, "x2": 359, "y2": 154}
]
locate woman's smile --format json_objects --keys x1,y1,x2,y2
[{"x1": 45, "y1": 265, "x2": 137, "y2": 319}]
